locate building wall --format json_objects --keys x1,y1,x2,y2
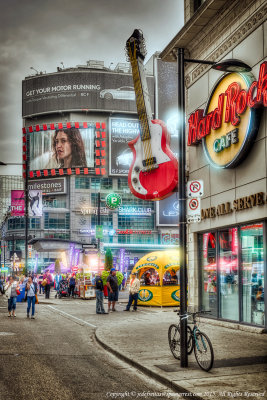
[{"x1": 185, "y1": 0, "x2": 267, "y2": 310}]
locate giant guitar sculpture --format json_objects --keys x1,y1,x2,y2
[{"x1": 126, "y1": 29, "x2": 178, "y2": 201}]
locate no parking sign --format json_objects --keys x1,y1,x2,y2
[
  {"x1": 186, "y1": 198, "x2": 201, "y2": 223},
  {"x1": 187, "y1": 180, "x2": 204, "y2": 198}
]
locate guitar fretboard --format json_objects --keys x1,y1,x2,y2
[{"x1": 127, "y1": 42, "x2": 152, "y2": 142}]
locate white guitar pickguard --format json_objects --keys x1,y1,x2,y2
[{"x1": 130, "y1": 123, "x2": 171, "y2": 195}]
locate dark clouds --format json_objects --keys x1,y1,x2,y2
[{"x1": 0, "y1": 0, "x2": 183, "y2": 175}]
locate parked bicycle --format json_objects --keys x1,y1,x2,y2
[{"x1": 168, "y1": 310, "x2": 214, "y2": 372}]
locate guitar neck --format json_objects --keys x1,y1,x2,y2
[{"x1": 130, "y1": 56, "x2": 153, "y2": 141}]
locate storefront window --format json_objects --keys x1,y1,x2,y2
[
  {"x1": 163, "y1": 269, "x2": 179, "y2": 285},
  {"x1": 241, "y1": 223, "x2": 264, "y2": 326},
  {"x1": 139, "y1": 268, "x2": 160, "y2": 286},
  {"x1": 199, "y1": 232, "x2": 217, "y2": 317},
  {"x1": 219, "y1": 228, "x2": 239, "y2": 321}
]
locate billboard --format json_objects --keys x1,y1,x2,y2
[
  {"x1": 29, "y1": 190, "x2": 42, "y2": 216},
  {"x1": 22, "y1": 71, "x2": 154, "y2": 117},
  {"x1": 28, "y1": 178, "x2": 66, "y2": 194},
  {"x1": 11, "y1": 190, "x2": 25, "y2": 216},
  {"x1": 156, "y1": 192, "x2": 179, "y2": 226},
  {"x1": 109, "y1": 117, "x2": 140, "y2": 176},
  {"x1": 157, "y1": 59, "x2": 178, "y2": 157},
  {"x1": 29, "y1": 125, "x2": 95, "y2": 172}
]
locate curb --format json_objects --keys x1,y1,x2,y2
[{"x1": 94, "y1": 329, "x2": 203, "y2": 400}]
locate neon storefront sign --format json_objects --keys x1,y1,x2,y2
[{"x1": 187, "y1": 61, "x2": 266, "y2": 168}]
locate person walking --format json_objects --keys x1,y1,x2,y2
[
  {"x1": 26, "y1": 276, "x2": 37, "y2": 319},
  {"x1": 68, "y1": 274, "x2": 76, "y2": 298},
  {"x1": 5, "y1": 276, "x2": 20, "y2": 317},
  {"x1": 43, "y1": 272, "x2": 52, "y2": 299},
  {"x1": 106, "y1": 268, "x2": 119, "y2": 313},
  {"x1": 124, "y1": 272, "x2": 140, "y2": 312},
  {"x1": 55, "y1": 272, "x2": 62, "y2": 298},
  {"x1": 38, "y1": 273, "x2": 44, "y2": 294},
  {"x1": 0, "y1": 275, "x2": 4, "y2": 295},
  {"x1": 95, "y1": 274, "x2": 107, "y2": 314}
]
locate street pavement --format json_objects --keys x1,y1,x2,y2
[{"x1": 0, "y1": 290, "x2": 266, "y2": 400}]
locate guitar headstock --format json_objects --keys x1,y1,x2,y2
[{"x1": 125, "y1": 29, "x2": 147, "y2": 62}]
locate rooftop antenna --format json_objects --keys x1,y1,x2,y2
[{"x1": 61, "y1": 62, "x2": 65, "y2": 68}]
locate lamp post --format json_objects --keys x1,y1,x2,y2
[{"x1": 176, "y1": 52, "x2": 251, "y2": 368}]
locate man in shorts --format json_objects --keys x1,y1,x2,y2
[{"x1": 106, "y1": 268, "x2": 119, "y2": 313}]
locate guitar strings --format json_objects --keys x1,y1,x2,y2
[{"x1": 128, "y1": 41, "x2": 153, "y2": 172}]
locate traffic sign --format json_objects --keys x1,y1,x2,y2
[
  {"x1": 187, "y1": 180, "x2": 204, "y2": 197},
  {"x1": 105, "y1": 193, "x2": 122, "y2": 210},
  {"x1": 186, "y1": 198, "x2": 201, "y2": 223}
]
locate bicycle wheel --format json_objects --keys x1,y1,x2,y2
[
  {"x1": 168, "y1": 325, "x2": 193, "y2": 359},
  {"x1": 168, "y1": 324, "x2": 180, "y2": 359},
  {"x1": 194, "y1": 331, "x2": 214, "y2": 371}
]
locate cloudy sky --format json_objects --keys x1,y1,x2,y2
[{"x1": 0, "y1": 0, "x2": 183, "y2": 175}]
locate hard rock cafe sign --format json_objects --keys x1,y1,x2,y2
[{"x1": 187, "y1": 61, "x2": 267, "y2": 168}]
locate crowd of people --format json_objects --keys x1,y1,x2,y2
[{"x1": 0, "y1": 269, "x2": 142, "y2": 318}]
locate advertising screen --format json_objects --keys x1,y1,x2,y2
[
  {"x1": 22, "y1": 71, "x2": 154, "y2": 117},
  {"x1": 29, "y1": 125, "x2": 95, "y2": 172},
  {"x1": 109, "y1": 117, "x2": 140, "y2": 176},
  {"x1": 156, "y1": 191, "x2": 179, "y2": 226}
]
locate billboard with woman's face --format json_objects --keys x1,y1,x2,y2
[{"x1": 29, "y1": 125, "x2": 95, "y2": 172}]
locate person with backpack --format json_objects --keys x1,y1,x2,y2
[
  {"x1": 26, "y1": 276, "x2": 37, "y2": 319},
  {"x1": 95, "y1": 274, "x2": 107, "y2": 314}
]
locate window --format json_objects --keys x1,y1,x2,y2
[
  {"x1": 75, "y1": 177, "x2": 90, "y2": 189},
  {"x1": 199, "y1": 223, "x2": 265, "y2": 326},
  {"x1": 8, "y1": 217, "x2": 40, "y2": 230},
  {"x1": 118, "y1": 215, "x2": 154, "y2": 230},
  {"x1": 139, "y1": 268, "x2": 160, "y2": 287},
  {"x1": 219, "y1": 228, "x2": 239, "y2": 321},
  {"x1": 241, "y1": 224, "x2": 264, "y2": 326},
  {"x1": 44, "y1": 212, "x2": 70, "y2": 230},
  {"x1": 199, "y1": 232, "x2": 217, "y2": 317},
  {"x1": 43, "y1": 196, "x2": 67, "y2": 208}
]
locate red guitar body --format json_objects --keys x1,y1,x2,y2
[{"x1": 128, "y1": 119, "x2": 178, "y2": 200}]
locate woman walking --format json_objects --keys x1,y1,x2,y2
[
  {"x1": 26, "y1": 276, "x2": 37, "y2": 319},
  {"x1": 5, "y1": 276, "x2": 19, "y2": 317}
]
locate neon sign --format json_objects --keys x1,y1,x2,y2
[{"x1": 187, "y1": 61, "x2": 267, "y2": 168}]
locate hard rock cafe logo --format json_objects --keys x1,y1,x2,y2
[
  {"x1": 187, "y1": 61, "x2": 267, "y2": 168},
  {"x1": 171, "y1": 290, "x2": 180, "y2": 302},
  {"x1": 138, "y1": 289, "x2": 153, "y2": 302}
]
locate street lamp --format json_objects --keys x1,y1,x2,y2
[{"x1": 177, "y1": 51, "x2": 251, "y2": 368}]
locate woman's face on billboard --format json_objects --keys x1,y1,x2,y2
[{"x1": 55, "y1": 131, "x2": 72, "y2": 166}]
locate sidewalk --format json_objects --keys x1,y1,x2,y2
[{"x1": 95, "y1": 307, "x2": 267, "y2": 400}]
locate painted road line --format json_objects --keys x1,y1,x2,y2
[{"x1": 47, "y1": 305, "x2": 97, "y2": 328}]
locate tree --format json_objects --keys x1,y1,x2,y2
[
  {"x1": 54, "y1": 259, "x2": 61, "y2": 274},
  {"x1": 104, "y1": 248, "x2": 113, "y2": 271}
]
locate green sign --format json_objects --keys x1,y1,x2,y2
[
  {"x1": 105, "y1": 193, "x2": 122, "y2": 210},
  {"x1": 96, "y1": 225, "x2": 103, "y2": 239}
]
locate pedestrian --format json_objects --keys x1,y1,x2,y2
[
  {"x1": 68, "y1": 274, "x2": 76, "y2": 298},
  {"x1": 55, "y1": 272, "x2": 62, "y2": 298},
  {"x1": 106, "y1": 268, "x2": 119, "y2": 313},
  {"x1": 95, "y1": 274, "x2": 107, "y2": 314},
  {"x1": 0, "y1": 275, "x2": 4, "y2": 295},
  {"x1": 43, "y1": 271, "x2": 52, "y2": 299},
  {"x1": 5, "y1": 276, "x2": 20, "y2": 317},
  {"x1": 124, "y1": 272, "x2": 140, "y2": 312},
  {"x1": 26, "y1": 276, "x2": 37, "y2": 319},
  {"x1": 38, "y1": 273, "x2": 44, "y2": 294}
]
